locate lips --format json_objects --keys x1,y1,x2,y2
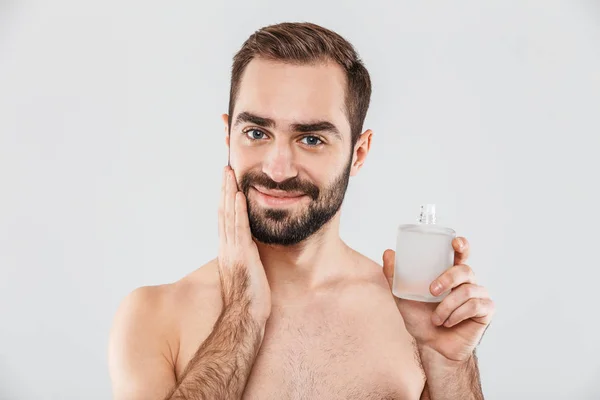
[
  {"x1": 251, "y1": 186, "x2": 307, "y2": 207},
  {"x1": 253, "y1": 186, "x2": 304, "y2": 199}
]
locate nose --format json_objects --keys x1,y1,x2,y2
[{"x1": 262, "y1": 141, "x2": 298, "y2": 183}]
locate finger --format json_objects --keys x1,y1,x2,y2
[
  {"x1": 234, "y1": 191, "x2": 252, "y2": 245},
  {"x1": 224, "y1": 167, "x2": 236, "y2": 243},
  {"x1": 382, "y1": 249, "x2": 395, "y2": 288},
  {"x1": 443, "y1": 298, "x2": 495, "y2": 328},
  {"x1": 219, "y1": 166, "x2": 228, "y2": 246},
  {"x1": 431, "y1": 284, "x2": 489, "y2": 326},
  {"x1": 453, "y1": 237, "x2": 470, "y2": 265},
  {"x1": 430, "y1": 263, "x2": 476, "y2": 296}
]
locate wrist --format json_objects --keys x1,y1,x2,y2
[
  {"x1": 418, "y1": 345, "x2": 474, "y2": 371},
  {"x1": 418, "y1": 346, "x2": 482, "y2": 400}
]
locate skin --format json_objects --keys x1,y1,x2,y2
[{"x1": 108, "y1": 57, "x2": 495, "y2": 400}]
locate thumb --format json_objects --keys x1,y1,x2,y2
[{"x1": 382, "y1": 249, "x2": 396, "y2": 288}]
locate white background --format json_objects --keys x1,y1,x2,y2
[{"x1": 1, "y1": 1, "x2": 599, "y2": 399}]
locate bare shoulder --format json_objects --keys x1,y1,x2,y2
[
  {"x1": 341, "y1": 248, "x2": 410, "y2": 327},
  {"x1": 345, "y1": 248, "x2": 424, "y2": 381},
  {"x1": 109, "y1": 282, "x2": 177, "y2": 366},
  {"x1": 347, "y1": 247, "x2": 390, "y2": 290},
  {"x1": 110, "y1": 258, "x2": 222, "y2": 354},
  {"x1": 108, "y1": 259, "x2": 223, "y2": 398},
  {"x1": 108, "y1": 280, "x2": 177, "y2": 399}
]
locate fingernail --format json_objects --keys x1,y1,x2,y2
[
  {"x1": 432, "y1": 313, "x2": 442, "y2": 326},
  {"x1": 432, "y1": 281, "x2": 443, "y2": 295},
  {"x1": 456, "y1": 238, "x2": 463, "y2": 249}
]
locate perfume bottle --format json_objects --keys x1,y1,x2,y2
[{"x1": 392, "y1": 204, "x2": 456, "y2": 302}]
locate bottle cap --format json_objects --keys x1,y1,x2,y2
[{"x1": 418, "y1": 204, "x2": 436, "y2": 224}]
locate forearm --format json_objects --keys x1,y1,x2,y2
[
  {"x1": 165, "y1": 303, "x2": 266, "y2": 400},
  {"x1": 418, "y1": 346, "x2": 483, "y2": 400}
]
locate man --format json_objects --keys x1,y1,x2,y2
[{"x1": 108, "y1": 22, "x2": 495, "y2": 400}]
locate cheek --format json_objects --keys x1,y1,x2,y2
[
  {"x1": 301, "y1": 159, "x2": 343, "y2": 189},
  {"x1": 303, "y1": 150, "x2": 349, "y2": 175},
  {"x1": 229, "y1": 141, "x2": 263, "y2": 170}
]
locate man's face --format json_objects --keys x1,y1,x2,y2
[{"x1": 226, "y1": 58, "x2": 355, "y2": 246}]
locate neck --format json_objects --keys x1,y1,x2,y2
[{"x1": 255, "y1": 212, "x2": 351, "y2": 302}]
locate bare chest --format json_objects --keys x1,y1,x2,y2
[
  {"x1": 240, "y1": 306, "x2": 424, "y2": 400},
  {"x1": 174, "y1": 273, "x2": 425, "y2": 400}
]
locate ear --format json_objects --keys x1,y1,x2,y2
[
  {"x1": 221, "y1": 113, "x2": 230, "y2": 147},
  {"x1": 350, "y1": 129, "x2": 373, "y2": 176}
]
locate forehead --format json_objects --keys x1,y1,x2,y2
[{"x1": 233, "y1": 57, "x2": 350, "y2": 134}]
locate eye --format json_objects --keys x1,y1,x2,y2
[
  {"x1": 300, "y1": 135, "x2": 323, "y2": 147},
  {"x1": 245, "y1": 129, "x2": 267, "y2": 140}
]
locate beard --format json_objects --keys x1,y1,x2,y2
[{"x1": 238, "y1": 156, "x2": 352, "y2": 246}]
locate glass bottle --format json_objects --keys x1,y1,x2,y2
[{"x1": 392, "y1": 204, "x2": 456, "y2": 302}]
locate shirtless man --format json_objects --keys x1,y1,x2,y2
[{"x1": 108, "y1": 22, "x2": 495, "y2": 400}]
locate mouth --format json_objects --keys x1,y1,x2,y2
[{"x1": 251, "y1": 186, "x2": 307, "y2": 207}]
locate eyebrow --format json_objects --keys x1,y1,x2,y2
[{"x1": 233, "y1": 111, "x2": 342, "y2": 140}]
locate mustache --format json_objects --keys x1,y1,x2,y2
[{"x1": 239, "y1": 171, "x2": 320, "y2": 201}]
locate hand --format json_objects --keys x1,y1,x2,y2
[
  {"x1": 382, "y1": 237, "x2": 495, "y2": 362},
  {"x1": 218, "y1": 166, "x2": 271, "y2": 321}
]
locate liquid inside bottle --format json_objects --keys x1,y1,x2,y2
[{"x1": 392, "y1": 204, "x2": 456, "y2": 302}]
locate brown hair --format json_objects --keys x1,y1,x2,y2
[{"x1": 228, "y1": 22, "x2": 372, "y2": 145}]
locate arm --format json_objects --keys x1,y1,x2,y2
[
  {"x1": 419, "y1": 347, "x2": 483, "y2": 400},
  {"x1": 164, "y1": 300, "x2": 267, "y2": 399},
  {"x1": 382, "y1": 237, "x2": 493, "y2": 400},
  {"x1": 164, "y1": 165, "x2": 273, "y2": 398}
]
